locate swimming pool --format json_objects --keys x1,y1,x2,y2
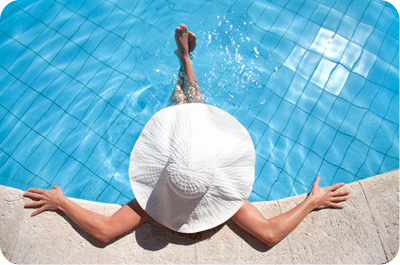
[{"x1": 0, "y1": 0, "x2": 398, "y2": 204}]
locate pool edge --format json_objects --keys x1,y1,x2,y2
[{"x1": 1, "y1": 170, "x2": 398, "y2": 264}]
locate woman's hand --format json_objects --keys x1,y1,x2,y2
[
  {"x1": 307, "y1": 177, "x2": 350, "y2": 210},
  {"x1": 24, "y1": 185, "x2": 67, "y2": 216}
]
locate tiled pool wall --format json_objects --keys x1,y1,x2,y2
[{"x1": 0, "y1": 0, "x2": 399, "y2": 204}]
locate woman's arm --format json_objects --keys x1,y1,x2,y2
[
  {"x1": 24, "y1": 185, "x2": 149, "y2": 243},
  {"x1": 231, "y1": 177, "x2": 350, "y2": 247}
]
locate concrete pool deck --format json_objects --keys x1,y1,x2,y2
[{"x1": 0, "y1": 169, "x2": 398, "y2": 264}]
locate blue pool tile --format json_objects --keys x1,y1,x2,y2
[
  {"x1": 54, "y1": 80, "x2": 85, "y2": 110},
  {"x1": 380, "y1": 154, "x2": 399, "y2": 174},
  {"x1": 379, "y1": 34, "x2": 398, "y2": 64},
  {"x1": 256, "y1": 2, "x2": 280, "y2": 31},
  {"x1": 269, "y1": 99, "x2": 295, "y2": 133},
  {"x1": 332, "y1": 0, "x2": 351, "y2": 11},
  {"x1": 85, "y1": 138, "x2": 112, "y2": 174},
  {"x1": 311, "y1": 58, "x2": 336, "y2": 89},
  {"x1": 318, "y1": 161, "x2": 338, "y2": 185},
  {"x1": 298, "y1": 0, "x2": 318, "y2": 18},
  {"x1": 252, "y1": 162, "x2": 280, "y2": 199},
  {"x1": 347, "y1": 0, "x2": 370, "y2": 21},
  {"x1": 385, "y1": 94, "x2": 399, "y2": 124},
  {"x1": 283, "y1": 107, "x2": 308, "y2": 140},
  {"x1": 285, "y1": 0, "x2": 304, "y2": 13},
  {"x1": 312, "y1": 90, "x2": 335, "y2": 121},
  {"x1": 26, "y1": 175, "x2": 51, "y2": 190},
  {"x1": 21, "y1": 95, "x2": 52, "y2": 128},
  {"x1": 1, "y1": 158, "x2": 21, "y2": 186},
  {"x1": 0, "y1": 82, "x2": 28, "y2": 112},
  {"x1": 0, "y1": 150, "x2": 9, "y2": 169},
  {"x1": 353, "y1": 49, "x2": 377, "y2": 78},
  {"x1": 284, "y1": 143, "x2": 307, "y2": 177},
  {"x1": 297, "y1": 82, "x2": 322, "y2": 114},
  {"x1": 284, "y1": 73, "x2": 307, "y2": 105},
  {"x1": 64, "y1": 49, "x2": 90, "y2": 78},
  {"x1": 352, "y1": 80, "x2": 379, "y2": 108},
  {"x1": 12, "y1": 167, "x2": 36, "y2": 191},
  {"x1": 256, "y1": 126, "x2": 280, "y2": 160},
  {"x1": 359, "y1": 148, "x2": 385, "y2": 177},
  {"x1": 368, "y1": 58, "x2": 390, "y2": 84},
  {"x1": 64, "y1": 166, "x2": 92, "y2": 198},
  {"x1": 339, "y1": 72, "x2": 365, "y2": 103},
  {"x1": 246, "y1": 0, "x2": 267, "y2": 23},
  {"x1": 37, "y1": 149, "x2": 69, "y2": 184},
  {"x1": 53, "y1": 157, "x2": 83, "y2": 189},
  {"x1": 97, "y1": 184, "x2": 120, "y2": 203},
  {"x1": 47, "y1": 114, "x2": 79, "y2": 146},
  {"x1": 341, "y1": 139, "x2": 369, "y2": 174},
  {"x1": 361, "y1": 0, "x2": 384, "y2": 26},
  {"x1": 268, "y1": 171, "x2": 293, "y2": 200},
  {"x1": 271, "y1": 8, "x2": 295, "y2": 37},
  {"x1": 58, "y1": 12, "x2": 86, "y2": 39},
  {"x1": 325, "y1": 97, "x2": 350, "y2": 130},
  {"x1": 284, "y1": 15, "x2": 308, "y2": 42},
  {"x1": 325, "y1": 65, "x2": 350, "y2": 96},
  {"x1": 33, "y1": 104, "x2": 64, "y2": 137},
  {"x1": 30, "y1": 66, "x2": 62, "y2": 93},
  {"x1": 11, "y1": 129, "x2": 43, "y2": 164},
  {"x1": 388, "y1": 16, "x2": 399, "y2": 40},
  {"x1": 297, "y1": 115, "x2": 323, "y2": 147},
  {"x1": 272, "y1": 38, "x2": 295, "y2": 65},
  {"x1": 59, "y1": 122, "x2": 90, "y2": 155},
  {"x1": 248, "y1": 119, "x2": 267, "y2": 147},
  {"x1": 0, "y1": 113, "x2": 18, "y2": 146},
  {"x1": 323, "y1": 9, "x2": 343, "y2": 33},
  {"x1": 67, "y1": 87, "x2": 97, "y2": 120},
  {"x1": 297, "y1": 51, "x2": 321, "y2": 80},
  {"x1": 341, "y1": 42, "x2": 362, "y2": 70},
  {"x1": 91, "y1": 104, "x2": 118, "y2": 136},
  {"x1": 325, "y1": 132, "x2": 353, "y2": 165},
  {"x1": 332, "y1": 168, "x2": 353, "y2": 184},
  {"x1": 0, "y1": 121, "x2": 31, "y2": 155},
  {"x1": 115, "y1": 119, "x2": 143, "y2": 154},
  {"x1": 370, "y1": 86, "x2": 394, "y2": 118},
  {"x1": 365, "y1": 28, "x2": 386, "y2": 54},
  {"x1": 337, "y1": 14, "x2": 358, "y2": 40},
  {"x1": 297, "y1": 151, "x2": 322, "y2": 185},
  {"x1": 387, "y1": 130, "x2": 399, "y2": 158},
  {"x1": 311, "y1": 124, "x2": 336, "y2": 158},
  {"x1": 107, "y1": 113, "x2": 133, "y2": 146},
  {"x1": 376, "y1": 5, "x2": 397, "y2": 33},
  {"x1": 339, "y1": 105, "x2": 367, "y2": 136},
  {"x1": 79, "y1": 174, "x2": 108, "y2": 201},
  {"x1": 371, "y1": 121, "x2": 398, "y2": 154},
  {"x1": 24, "y1": 139, "x2": 56, "y2": 175},
  {"x1": 356, "y1": 111, "x2": 382, "y2": 146},
  {"x1": 384, "y1": 65, "x2": 399, "y2": 91},
  {"x1": 269, "y1": 136, "x2": 295, "y2": 169},
  {"x1": 71, "y1": 130, "x2": 101, "y2": 163},
  {"x1": 254, "y1": 155, "x2": 267, "y2": 180},
  {"x1": 310, "y1": 3, "x2": 330, "y2": 26}
]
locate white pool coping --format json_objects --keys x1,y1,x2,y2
[{"x1": 0, "y1": 169, "x2": 398, "y2": 264}]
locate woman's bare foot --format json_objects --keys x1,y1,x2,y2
[{"x1": 175, "y1": 24, "x2": 190, "y2": 58}]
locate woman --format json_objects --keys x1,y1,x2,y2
[{"x1": 24, "y1": 24, "x2": 350, "y2": 247}]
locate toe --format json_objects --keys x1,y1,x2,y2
[{"x1": 180, "y1": 23, "x2": 188, "y2": 33}]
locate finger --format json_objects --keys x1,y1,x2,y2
[
  {"x1": 52, "y1": 185, "x2": 60, "y2": 191},
  {"x1": 331, "y1": 189, "x2": 350, "y2": 197},
  {"x1": 328, "y1": 182, "x2": 345, "y2": 191},
  {"x1": 331, "y1": 195, "x2": 349, "y2": 203},
  {"x1": 31, "y1": 207, "x2": 45, "y2": 217},
  {"x1": 23, "y1": 191, "x2": 43, "y2": 200},
  {"x1": 329, "y1": 202, "x2": 345, "y2": 209},
  {"x1": 27, "y1": 188, "x2": 45, "y2": 194},
  {"x1": 312, "y1": 176, "x2": 321, "y2": 189},
  {"x1": 24, "y1": 201, "x2": 44, "y2": 208}
]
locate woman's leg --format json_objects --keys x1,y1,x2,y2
[{"x1": 170, "y1": 24, "x2": 204, "y2": 105}]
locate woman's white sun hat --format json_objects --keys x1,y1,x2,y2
[{"x1": 129, "y1": 103, "x2": 255, "y2": 233}]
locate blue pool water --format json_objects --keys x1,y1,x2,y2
[{"x1": 0, "y1": 0, "x2": 398, "y2": 204}]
